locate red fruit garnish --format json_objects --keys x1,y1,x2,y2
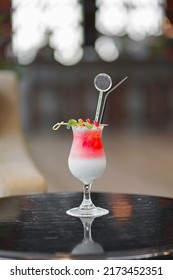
[
  {"x1": 94, "y1": 120, "x2": 99, "y2": 127},
  {"x1": 86, "y1": 118, "x2": 92, "y2": 124}
]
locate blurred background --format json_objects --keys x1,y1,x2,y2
[{"x1": 1, "y1": 0, "x2": 173, "y2": 197}]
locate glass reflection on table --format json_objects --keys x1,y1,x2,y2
[{"x1": 71, "y1": 217, "x2": 104, "y2": 255}]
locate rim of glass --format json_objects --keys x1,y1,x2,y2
[{"x1": 71, "y1": 125, "x2": 106, "y2": 130}]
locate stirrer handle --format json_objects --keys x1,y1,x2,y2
[{"x1": 95, "y1": 91, "x2": 103, "y2": 122}]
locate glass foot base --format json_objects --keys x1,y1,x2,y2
[{"x1": 66, "y1": 207, "x2": 109, "y2": 218}]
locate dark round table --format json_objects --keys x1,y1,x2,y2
[{"x1": 0, "y1": 192, "x2": 173, "y2": 259}]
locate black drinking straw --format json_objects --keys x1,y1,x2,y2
[{"x1": 99, "y1": 76, "x2": 128, "y2": 123}]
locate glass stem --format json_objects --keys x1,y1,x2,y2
[
  {"x1": 81, "y1": 218, "x2": 94, "y2": 242},
  {"x1": 80, "y1": 183, "x2": 95, "y2": 210}
]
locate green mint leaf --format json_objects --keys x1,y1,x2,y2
[
  {"x1": 84, "y1": 122, "x2": 93, "y2": 129},
  {"x1": 67, "y1": 119, "x2": 77, "y2": 129}
]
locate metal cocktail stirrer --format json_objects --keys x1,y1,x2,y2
[
  {"x1": 99, "y1": 76, "x2": 128, "y2": 123},
  {"x1": 94, "y1": 73, "x2": 112, "y2": 122}
]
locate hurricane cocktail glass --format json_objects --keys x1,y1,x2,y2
[{"x1": 66, "y1": 125, "x2": 109, "y2": 217}]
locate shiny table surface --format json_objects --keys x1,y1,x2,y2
[{"x1": 0, "y1": 192, "x2": 173, "y2": 259}]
